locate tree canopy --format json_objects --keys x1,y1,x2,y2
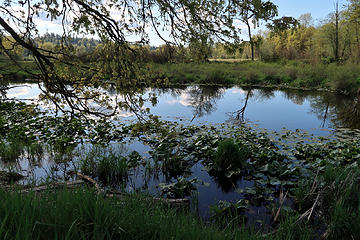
[{"x1": 0, "y1": 0, "x2": 244, "y2": 116}]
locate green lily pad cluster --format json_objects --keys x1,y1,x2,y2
[{"x1": 159, "y1": 177, "x2": 198, "y2": 199}]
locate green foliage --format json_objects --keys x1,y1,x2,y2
[
  {"x1": 0, "y1": 141, "x2": 24, "y2": 162},
  {"x1": 212, "y1": 138, "x2": 249, "y2": 174},
  {"x1": 160, "y1": 177, "x2": 198, "y2": 199},
  {"x1": 0, "y1": 188, "x2": 254, "y2": 240},
  {"x1": 272, "y1": 214, "x2": 313, "y2": 240},
  {"x1": 0, "y1": 170, "x2": 24, "y2": 183},
  {"x1": 328, "y1": 64, "x2": 360, "y2": 94},
  {"x1": 161, "y1": 154, "x2": 192, "y2": 178},
  {"x1": 0, "y1": 101, "x2": 44, "y2": 162},
  {"x1": 2, "y1": 99, "x2": 360, "y2": 238},
  {"x1": 293, "y1": 164, "x2": 360, "y2": 240},
  {"x1": 295, "y1": 63, "x2": 327, "y2": 88},
  {"x1": 79, "y1": 147, "x2": 141, "y2": 185},
  {"x1": 243, "y1": 68, "x2": 261, "y2": 85},
  {"x1": 202, "y1": 68, "x2": 230, "y2": 85},
  {"x1": 210, "y1": 199, "x2": 249, "y2": 229},
  {"x1": 0, "y1": 60, "x2": 38, "y2": 80},
  {"x1": 152, "y1": 61, "x2": 360, "y2": 96}
]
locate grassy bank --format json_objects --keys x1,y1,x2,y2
[
  {"x1": 0, "y1": 188, "x2": 255, "y2": 240},
  {"x1": 150, "y1": 61, "x2": 360, "y2": 95},
  {"x1": 1, "y1": 163, "x2": 359, "y2": 240},
  {"x1": 0, "y1": 59, "x2": 39, "y2": 81},
  {"x1": 3, "y1": 59, "x2": 360, "y2": 96}
]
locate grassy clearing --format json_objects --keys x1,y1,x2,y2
[
  {"x1": 3, "y1": 59, "x2": 360, "y2": 96},
  {"x1": 150, "y1": 61, "x2": 360, "y2": 95}
]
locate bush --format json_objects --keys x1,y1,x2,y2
[
  {"x1": 202, "y1": 68, "x2": 229, "y2": 84},
  {"x1": 243, "y1": 69, "x2": 260, "y2": 85},
  {"x1": 328, "y1": 65, "x2": 359, "y2": 95},
  {"x1": 262, "y1": 66, "x2": 282, "y2": 84},
  {"x1": 296, "y1": 64, "x2": 327, "y2": 88}
]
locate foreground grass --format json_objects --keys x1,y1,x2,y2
[
  {"x1": 150, "y1": 61, "x2": 360, "y2": 95},
  {"x1": 0, "y1": 182, "x2": 352, "y2": 240},
  {"x1": 0, "y1": 188, "x2": 256, "y2": 240}
]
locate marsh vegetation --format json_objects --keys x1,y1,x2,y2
[
  {"x1": 1, "y1": 85, "x2": 360, "y2": 239},
  {"x1": 1, "y1": 0, "x2": 360, "y2": 239}
]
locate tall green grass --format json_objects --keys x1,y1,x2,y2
[
  {"x1": 151, "y1": 61, "x2": 360, "y2": 96},
  {"x1": 0, "y1": 60, "x2": 38, "y2": 81},
  {"x1": 79, "y1": 146, "x2": 129, "y2": 185},
  {"x1": 293, "y1": 164, "x2": 360, "y2": 240},
  {"x1": 0, "y1": 188, "x2": 255, "y2": 240}
]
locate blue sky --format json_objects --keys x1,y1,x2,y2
[
  {"x1": 149, "y1": 0, "x2": 352, "y2": 45},
  {"x1": 26, "y1": 0, "x2": 350, "y2": 45},
  {"x1": 272, "y1": 0, "x2": 348, "y2": 21}
]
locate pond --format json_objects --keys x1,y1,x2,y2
[
  {"x1": 3, "y1": 83, "x2": 360, "y2": 224},
  {"x1": 7, "y1": 84, "x2": 360, "y2": 131}
]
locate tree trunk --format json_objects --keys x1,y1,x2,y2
[
  {"x1": 356, "y1": 21, "x2": 360, "y2": 62},
  {"x1": 335, "y1": 1, "x2": 340, "y2": 62},
  {"x1": 246, "y1": 21, "x2": 254, "y2": 61}
]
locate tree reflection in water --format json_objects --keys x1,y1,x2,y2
[
  {"x1": 186, "y1": 86, "x2": 225, "y2": 121},
  {"x1": 284, "y1": 90, "x2": 360, "y2": 129},
  {"x1": 225, "y1": 87, "x2": 360, "y2": 130}
]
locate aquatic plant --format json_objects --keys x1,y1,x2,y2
[
  {"x1": 210, "y1": 199, "x2": 249, "y2": 229},
  {"x1": 293, "y1": 164, "x2": 360, "y2": 239},
  {"x1": 0, "y1": 141, "x2": 23, "y2": 162},
  {"x1": 79, "y1": 146, "x2": 131, "y2": 185},
  {"x1": 159, "y1": 177, "x2": 198, "y2": 199},
  {"x1": 210, "y1": 138, "x2": 249, "y2": 175},
  {"x1": 97, "y1": 153, "x2": 128, "y2": 185},
  {"x1": 0, "y1": 170, "x2": 24, "y2": 183}
]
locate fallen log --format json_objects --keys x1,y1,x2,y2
[
  {"x1": 75, "y1": 172, "x2": 104, "y2": 194},
  {"x1": 74, "y1": 172, "x2": 189, "y2": 207}
]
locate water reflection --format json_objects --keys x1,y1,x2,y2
[
  {"x1": 186, "y1": 86, "x2": 225, "y2": 121},
  {"x1": 282, "y1": 90, "x2": 360, "y2": 129},
  {"x1": 210, "y1": 173, "x2": 243, "y2": 193},
  {"x1": 232, "y1": 88, "x2": 254, "y2": 122},
  {"x1": 5, "y1": 83, "x2": 360, "y2": 130}
]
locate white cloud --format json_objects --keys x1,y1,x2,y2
[{"x1": 231, "y1": 88, "x2": 246, "y2": 94}]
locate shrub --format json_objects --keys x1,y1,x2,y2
[
  {"x1": 296, "y1": 64, "x2": 327, "y2": 88},
  {"x1": 243, "y1": 69, "x2": 260, "y2": 85},
  {"x1": 262, "y1": 66, "x2": 282, "y2": 84},
  {"x1": 328, "y1": 65, "x2": 359, "y2": 95},
  {"x1": 97, "y1": 153, "x2": 128, "y2": 184}
]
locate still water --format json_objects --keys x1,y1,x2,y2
[
  {"x1": 4, "y1": 83, "x2": 360, "y2": 222},
  {"x1": 8, "y1": 84, "x2": 360, "y2": 131}
]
